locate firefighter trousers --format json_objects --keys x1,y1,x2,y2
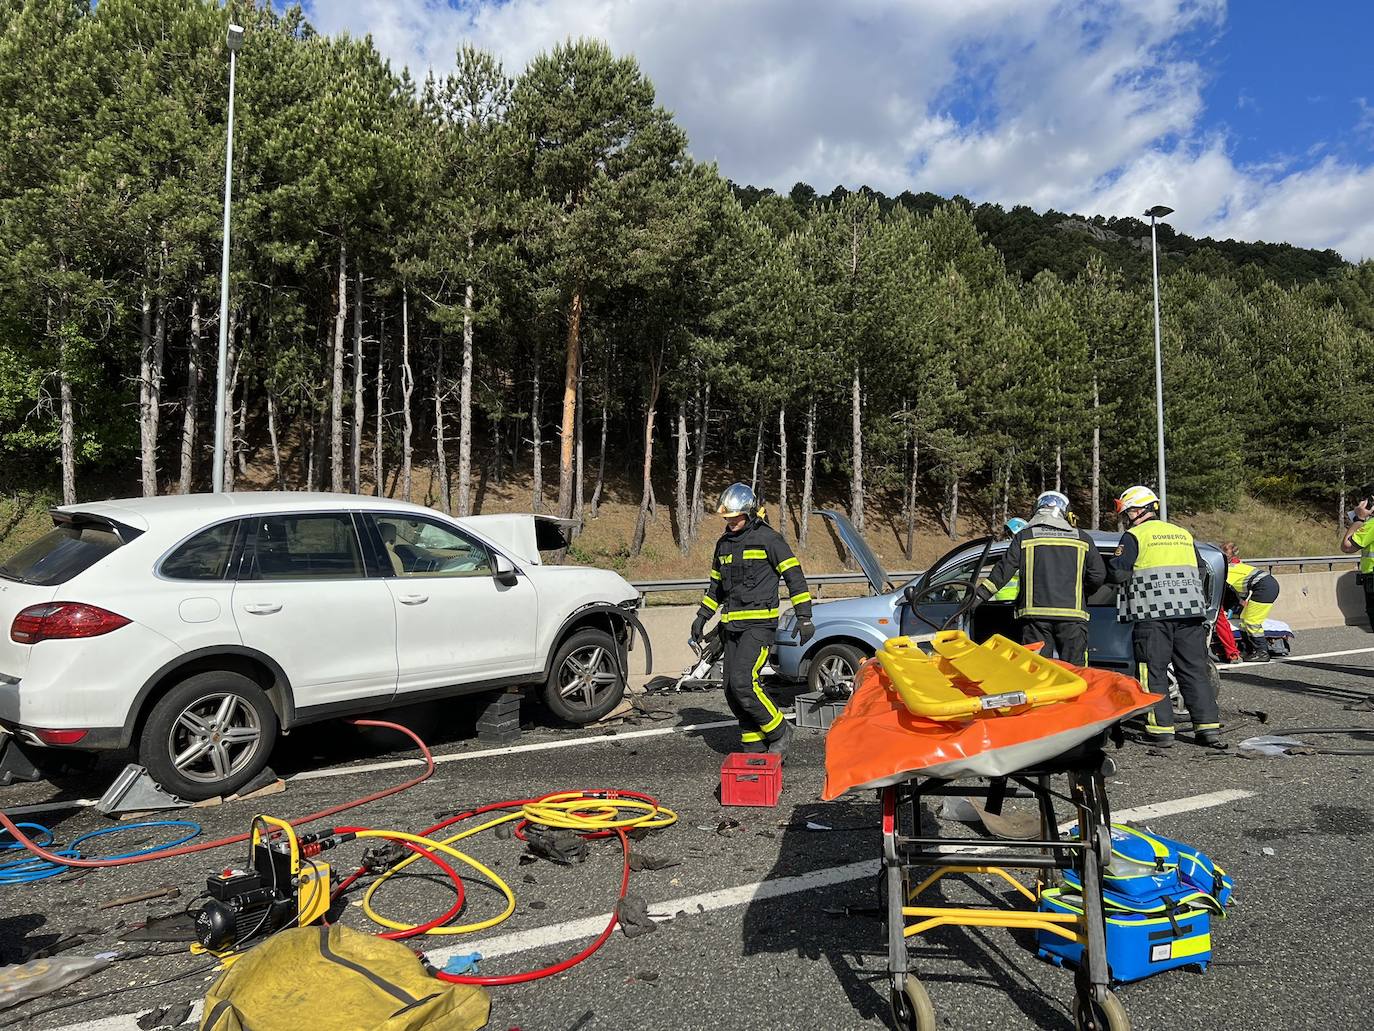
[
  {"x1": 1018, "y1": 619, "x2": 1089, "y2": 668},
  {"x1": 1132, "y1": 617, "x2": 1219, "y2": 735},
  {"x1": 722, "y1": 625, "x2": 786, "y2": 748}
]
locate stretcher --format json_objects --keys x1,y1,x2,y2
[{"x1": 826, "y1": 642, "x2": 1160, "y2": 1031}]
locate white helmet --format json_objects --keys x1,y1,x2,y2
[
  {"x1": 1115, "y1": 485, "x2": 1160, "y2": 516},
  {"x1": 716, "y1": 482, "x2": 757, "y2": 519},
  {"x1": 1034, "y1": 490, "x2": 1070, "y2": 520}
]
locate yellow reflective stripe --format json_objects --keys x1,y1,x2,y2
[
  {"x1": 742, "y1": 549, "x2": 769, "y2": 560},
  {"x1": 753, "y1": 646, "x2": 783, "y2": 733},
  {"x1": 776, "y1": 557, "x2": 800, "y2": 573},
  {"x1": 1171, "y1": 933, "x2": 1212, "y2": 959},
  {"x1": 720, "y1": 554, "x2": 732, "y2": 564},
  {"x1": 700, "y1": 595, "x2": 718, "y2": 611},
  {"x1": 722, "y1": 608, "x2": 780, "y2": 622},
  {"x1": 740, "y1": 731, "x2": 765, "y2": 743},
  {"x1": 789, "y1": 592, "x2": 812, "y2": 606},
  {"x1": 710, "y1": 569, "x2": 721, "y2": 581}
]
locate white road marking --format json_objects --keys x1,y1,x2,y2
[
  {"x1": 42, "y1": 787, "x2": 1253, "y2": 1031},
  {"x1": 1218, "y1": 645, "x2": 1374, "y2": 671}
]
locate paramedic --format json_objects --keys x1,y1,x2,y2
[
  {"x1": 1340, "y1": 496, "x2": 1374, "y2": 631},
  {"x1": 1221, "y1": 542, "x2": 1280, "y2": 661},
  {"x1": 1108, "y1": 486, "x2": 1220, "y2": 747},
  {"x1": 974, "y1": 492, "x2": 1106, "y2": 667},
  {"x1": 691, "y1": 483, "x2": 813, "y2": 757}
]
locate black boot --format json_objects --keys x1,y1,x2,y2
[
  {"x1": 766, "y1": 720, "x2": 795, "y2": 760},
  {"x1": 1243, "y1": 632, "x2": 1271, "y2": 662}
]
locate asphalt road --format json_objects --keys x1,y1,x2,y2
[{"x1": 3, "y1": 625, "x2": 1374, "y2": 1030}]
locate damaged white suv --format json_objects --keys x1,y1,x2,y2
[{"x1": 0, "y1": 493, "x2": 645, "y2": 799}]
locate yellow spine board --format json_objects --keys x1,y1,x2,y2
[{"x1": 876, "y1": 631, "x2": 1086, "y2": 720}]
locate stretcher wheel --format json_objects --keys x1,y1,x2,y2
[
  {"x1": 1072, "y1": 989, "x2": 1130, "y2": 1031},
  {"x1": 889, "y1": 973, "x2": 936, "y2": 1031}
]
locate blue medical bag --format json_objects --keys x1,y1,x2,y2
[{"x1": 1037, "y1": 887, "x2": 1218, "y2": 982}]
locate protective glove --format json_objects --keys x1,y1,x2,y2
[
  {"x1": 689, "y1": 614, "x2": 707, "y2": 646},
  {"x1": 796, "y1": 617, "x2": 816, "y2": 646}
]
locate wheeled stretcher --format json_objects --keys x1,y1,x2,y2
[{"x1": 881, "y1": 738, "x2": 1129, "y2": 1030}]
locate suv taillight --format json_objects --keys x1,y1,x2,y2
[{"x1": 11, "y1": 603, "x2": 131, "y2": 644}]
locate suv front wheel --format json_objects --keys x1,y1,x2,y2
[
  {"x1": 544, "y1": 627, "x2": 626, "y2": 724},
  {"x1": 139, "y1": 671, "x2": 279, "y2": 801}
]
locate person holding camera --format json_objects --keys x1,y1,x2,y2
[{"x1": 1340, "y1": 493, "x2": 1374, "y2": 630}]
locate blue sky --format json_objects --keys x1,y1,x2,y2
[{"x1": 302, "y1": 0, "x2": 1374, "y2": 258}]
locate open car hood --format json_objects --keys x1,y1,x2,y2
[
  {"x1": 458, "y1": 514, "x2": 575, "y2": 566},
  {"x1": 815, "y1": 509, "x2": 890, "y2": 595}
]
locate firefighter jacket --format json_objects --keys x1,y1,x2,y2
[
  {"x1": 1107, "y1": 518, "x2": 1208, "y2": 622},
  {"x1": 976, "y1": 514, "x2": 1106, "y2": 622},
  {"x1": 1225, "y1": 559, "x2": 1274, "y2": 599},
  {"x1": 696, "y1": 515, "x2": 813, "y2": 630}
]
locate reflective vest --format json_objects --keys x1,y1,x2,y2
[
  {"x1": 1120, "y1": 520, "x2": 1207, "y2": 622},
  {"x1": 993, "y1": 575, "x2": 1020, "y2": 601},
  {"x1": 1355, "y1": 520, "x2": 1374, "y2": 575},
  {"x1": 1225, "y1": 559, "x2": 1273, "y2": 598}
]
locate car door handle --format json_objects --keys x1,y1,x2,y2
[
  {"x1": 397, "y1": 594, "x2": 429, "y2": 605},
  {"x1": 243, "y1": 602, "x2": 282, "y2": 615}
]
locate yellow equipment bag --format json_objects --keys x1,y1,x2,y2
[{"x1": 200, "y1": 925, "x2": 490, "y2": 1031}]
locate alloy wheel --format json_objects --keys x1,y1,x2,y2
[
  {"x1": 166, "y1": 692, "x2": 263, "y2": 785},
  {"x1": 558, "y1": 645, "x2": 620, "y2": 710}
]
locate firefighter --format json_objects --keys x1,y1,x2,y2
[
  {"x1": 690, "y1": 483, "x2": 814, "y2": 757},
  {"x1": 1339, "y1": 495, "x2": 1374, "y2": 630},
  {"x1": 1107, "y1": 486, "x2": 1220, "y2": 747},
  {"x1": 974, "y1": 492, "x2": 1106, "y2": 667},
  {"x1": 1221, "y1": 542, "x2": 1280, "y2": 662}
]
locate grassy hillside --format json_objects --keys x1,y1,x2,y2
[{"x1": 0, "y1": 475, "x2": 1347, "y2": 584}]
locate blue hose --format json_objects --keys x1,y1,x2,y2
[{"x1": 0, "y1": 820, "x2": 202, "y2": 885}]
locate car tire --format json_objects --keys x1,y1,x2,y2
[
  {"x1": 139, "y1": 671, "x2": 279, "y2": 802},
  {"x1": 543, "y1": 627, "x2": 626, "y2": 724},
  {"x1": 807, "y1": 642, "x2": 868, "y2": 698}
]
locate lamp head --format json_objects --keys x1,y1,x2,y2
[
  {"x1": 1143, "y1": 204, "x2": 1174, "y2": 219},
  {"x1": 227, "y1": 24, "x2": 245, "y2": 53}
]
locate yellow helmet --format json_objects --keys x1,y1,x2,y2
[{"x1": 1114, "y1": 485, "x2": 1160, "y2": 515}]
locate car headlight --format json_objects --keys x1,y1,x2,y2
[
  {"x1": 777, "y1": 612, "x2": 797, "y2": 636},
  {"x1": 619, "y1": 596, "x2": 644, "y2": 611}
]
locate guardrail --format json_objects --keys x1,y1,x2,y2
[
  {"x1": 631, "y1": 570, "x2": 922, "y2": 594},
  {"x1": 630, "y1": 555, "x2": 1358, "y2": 594}
]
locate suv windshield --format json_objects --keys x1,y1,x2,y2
[{"x1": 0, "y1": 516, "x2": 132, "y2": 586}]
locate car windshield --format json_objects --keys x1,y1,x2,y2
[{"x1": 0, "y1": 520, "x2": 126, "y2": 586}]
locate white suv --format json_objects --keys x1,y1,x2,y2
[{"x1": 0, "y1": 493, "x2": 644, "y2": 800}]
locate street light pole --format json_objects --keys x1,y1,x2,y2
[
  {"x1": 1145, "y1": 204, "x2": 1174, "y2": 522},
  {"x1": 212, "y1": 24, "x2": 244, "y2": 494}
]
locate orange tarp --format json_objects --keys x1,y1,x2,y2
[{"x1": 822, "y1": 657, "x2": 1161, "y2": 800}]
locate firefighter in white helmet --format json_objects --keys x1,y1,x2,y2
[
  {"x1": 1107, "y1": 486, "x2": 1220, "y2": 747},
  {"x1": 691, "y1": 483, "x2": 813, "y2": 758}
]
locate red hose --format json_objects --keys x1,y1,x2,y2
[
  {"x1": 0, "y1": 718, "x2": 434, "y2": 868},
  {"x1": 330, "y1": 830, "x2": 466, "y2": 940}
]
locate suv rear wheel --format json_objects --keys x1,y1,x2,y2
[
  {"x1": 139, "y1": 671, "x2": 279, "y2": 801},
  {"x1": 807, "y1": 642, "x2": 868, "y2": 698},
  {"x1": 544, "y1": 627, "x2": 625, "y2": 724}
]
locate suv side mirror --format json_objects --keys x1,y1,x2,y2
[
  {"x1": 903, "y1": 585, "x2": 919, "y2": 606},
  {"x1": 493, "y1": 553, "x2": 519, "y2": 586}
]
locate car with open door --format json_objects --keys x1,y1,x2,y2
[
  {"x1": 774, "y1": 510, "x2": 1226, "y2": 695},
  {"x1": 0, "y1": 493, "x2": 645, "y2": 800}
]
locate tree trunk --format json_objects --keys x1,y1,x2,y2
[
  {"x1": 1091, "y1": 372, "x2": 1101, "y2": 529},
  {"x1": 777, "y1": 407, "x2": 788, "y2": 541},
  {"x1": 374, "y1": 302, "x2": 385, "y2": 496},
  {"x1": 1000, "y1": 458, "x2": 1012, "y2": 527},
  {"x1": 457, "y1": 246, "x2": 475, "y2": 515},
  {"x1": 675, "y1": 403, "x2": 689, "y2": 555},
  {"x1": 305, "y1": 415, "x2": 317, "y2": 492},
  {"x1": 750, "y1": 417, "x2": 765, "y2": 495},
  {"x1": 531, "y1": 338, "x2": 544, "y2": 512},
  {"x1": 948, "y1": 476, "x2": 959, "y2": 539},
  {"x1": 434, "y1": 336, "x2": 450, "y2": 514},
  {"x1": 351, "y1": 268, "x2": 364, "y2": 493},
  {"x1": 401, "y1": 287, "x2": 414, "y2": 502},
  {"x1": 689, "y1": 380, "x2": 709, "y2": 540},
  {"x1": 799, "y1": 400, "x2": 816, "y2": 549},
  {"x1": 330, "y1": 242, "x2": 347, "y2": 493},
  {"x1": 179, "y1": 296, "x2": 200, "y2": 494},
  {"x1": 851, "y1": 366, "x2": 864, "y2": 532},
  {"x1": 590, "y1": 354, "x2": 609, "y2": 518},
  {"x1": 557, "y1": 289, "x2": 582, "y2": 518},
  {"x1": 905, "y1": 431, "x2": 919, "y2": 560},
  {"x1": 1054, "y1": 443, "x2": 1062, "y2": 494},
  {"x1": 574, "y1": 357, "x2": 586, "y2": 529},
  {"x1": 267, "y1": 392, "x2": 283, "y2": 489},
  {"x1": 630, "y1": 355, "x2": 662, "y2": 556}
]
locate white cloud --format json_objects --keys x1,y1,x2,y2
[{"x1": 303, "y1": 0, "x2": 1374, "y2": 259}]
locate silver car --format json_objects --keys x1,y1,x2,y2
[{"x1": 774, "y1": 511, "x2": 1226, "y2": 694}]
